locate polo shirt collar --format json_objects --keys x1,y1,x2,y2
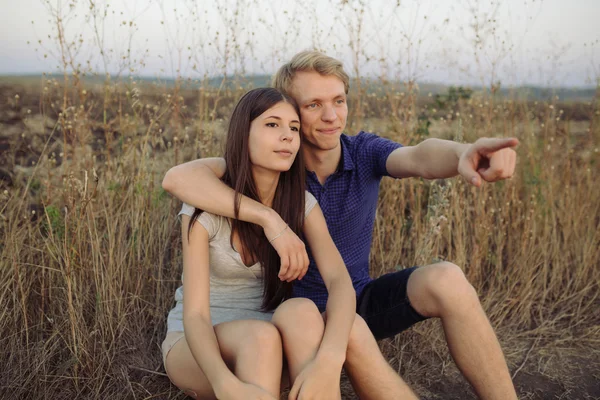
[{"x1": 338, "y1": 134, "x2": 355, "y2": 172}]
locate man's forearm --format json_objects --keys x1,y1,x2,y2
[
  {"x1": 415, "y1": 138, "x2": 470, "y2": 179},
  {"x1": 162, "y1": 160, "x2": 273, "y2": 227}
]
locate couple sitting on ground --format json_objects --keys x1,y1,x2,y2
[{"x1": 161, "y1": 51, "x2": 519, "y2": 400}]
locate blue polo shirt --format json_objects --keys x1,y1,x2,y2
[{"x1": 293, "y1": 131, "x2": 402, "y2": 310}]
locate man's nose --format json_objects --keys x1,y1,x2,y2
[{"x1": 321, "y1": 104, "x2": 337, "y2": 122}]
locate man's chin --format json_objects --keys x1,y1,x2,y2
[
  {"x1": 312, "y1": 142, "x2": 339, "y2": 152},
  {"x1": 304, "y1": 135, "x2": 341, "y2": 151}
]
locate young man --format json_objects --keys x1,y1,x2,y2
[{"x1": 163, "y1": 51, "x2": 519, "y2": 399}]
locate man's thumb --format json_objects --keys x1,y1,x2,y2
[
  {"x1": 460, "y1": 163, "x2": 482, "y2": 187},
  {"x1": 468, "y1": 174, "x2": 482, "y2": 187}
]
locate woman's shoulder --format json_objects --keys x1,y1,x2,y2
[
  {"x1": 304, "y1": 191, "x2": 318, "y2": 218},
  {"x1": 178, "y1": 204, "x2": 225, "y2": 239}
]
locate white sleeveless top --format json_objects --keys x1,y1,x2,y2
[{"x1": 166, "y1": 191, "x2": 318, "y2": 332}]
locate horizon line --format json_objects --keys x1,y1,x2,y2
[{"x1": 0, "y1": 72, "x2": 597, "y2": 91}]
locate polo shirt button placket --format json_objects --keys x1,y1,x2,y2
[{"x1": 320, "y1": 185, "x2": 326, "y2": 205}]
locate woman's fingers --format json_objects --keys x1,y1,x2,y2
[{"x1": 273, "y1": 229, "x2": 308, "y2": 282}]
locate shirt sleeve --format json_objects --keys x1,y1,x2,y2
[
  {"x1": 178, "y1": 203, "x2": 219, "y2": 240},
  {"x1": 304, "y1": 191, "x2": 318, "y2": 218},
  {"x1": 355, "y1": 131, "x2": 403, "y2": 178}
]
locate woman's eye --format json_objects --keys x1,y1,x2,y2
[
  {"x1": 291, "y1": 126, "x2": 299, "y2": 132},
  {"x1": 266, "y1": 122, "x2": 277, "y2": 127}
]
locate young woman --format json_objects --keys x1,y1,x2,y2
[{"x1": 162, "y1": 88, "x2": 356, "y2": 400}]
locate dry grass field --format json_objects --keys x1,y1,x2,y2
[{"x1": 0, "y1": 73, "x2": 598, "y2": 400}]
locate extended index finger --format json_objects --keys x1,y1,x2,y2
[{"x1": 477, "y1": 137, "x2": 519, "y2": 154}]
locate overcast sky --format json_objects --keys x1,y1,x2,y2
[{"x1": 0, "y1": 0, "x2": 598, "y2": 87}]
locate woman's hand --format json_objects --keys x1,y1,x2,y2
[
  {"x1": 288, "y1": 358, "x2": 342, "y2": 400},
  {"x1": 263, "y1": 210, "x2": 309, "y2": 282}
]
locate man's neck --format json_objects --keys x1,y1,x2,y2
[{"x1": 303, "y1": 143, "x2": 342, "y2": 185}]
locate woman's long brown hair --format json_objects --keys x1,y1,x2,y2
[{"x1": 188, "y1": 88, "x2": 306, "y2": 311}]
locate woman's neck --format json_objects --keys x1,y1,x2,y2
[{"x1": 252, "y1": 167, "x2": 280, "y2": 207}]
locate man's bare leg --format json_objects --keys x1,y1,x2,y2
[{"x1": 407, "y1": 262, "x2": 517, "y2": 400}]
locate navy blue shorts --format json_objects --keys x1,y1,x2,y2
[{"x1": 357, "y1": 266, "x2": 428, "y2": 340}]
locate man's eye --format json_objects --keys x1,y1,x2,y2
[
  {"x1": 336, "y1": 99, "x2": 345, "y2": 104},
  {"x1": 307, "y1": 103, "x2": 318, "y2": 109}
]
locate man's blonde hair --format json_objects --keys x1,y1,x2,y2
[{"x1": 272, "y1": 51, "x2": 350, "y2": 95}]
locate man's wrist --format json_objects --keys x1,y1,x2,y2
[{"x1": 455, "y1": 141, "x2": 471, "y2": 160}]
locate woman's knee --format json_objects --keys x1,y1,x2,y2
[
  {"x1": 272, "y1": 298, "x2": 323, "y2": 328},
  {"x1": 242, "y1": 320, "x2": 282, "y2": 352},
  {"x1": 214, "y1": 320, "x2": 283, "y2": 364}
]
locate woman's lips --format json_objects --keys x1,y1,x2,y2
[{"x1": 274, "y1": 150, "x2": 293, "y2": 157}]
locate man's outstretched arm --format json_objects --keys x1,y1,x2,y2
[
  {"x1": 162, "y1": 158, "x2": 309, "y2": 281},
  {"x1": 385, "y1": 137, "x2": 518, "y2": 186}
]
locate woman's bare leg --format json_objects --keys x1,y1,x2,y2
[
  {"x1": 165, "y1": 319, "x2": 283, "y2": 398},
  {"x1": 271, "y1": 298, "x2": 325, "y2": 382},
  {"x1": 274, "y1": 300, "x2": 417, "y2": 400}
]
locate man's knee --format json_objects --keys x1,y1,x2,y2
[
  {"x1": 409, "y1": 262, "x2": 479, "y2": 317},
  {"x1": 347, "y1": 314, "x2": 374, "y2": 356},
  {"x1": 345, "y1": 314, "x2": 394, "y2": 372}
]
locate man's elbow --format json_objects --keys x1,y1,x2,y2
[
  {"x1": 418, "y1": 168, "x2": 437, "y2": 180},
  {"x1": 162, "y1": 167, "x2": 179, "y2": 194}
]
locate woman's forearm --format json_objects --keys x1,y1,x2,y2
[
  {"x1": 183, "y1": 315, "x2": 238, "y2": 396},
  {"x1": 302, "y1": 207, "x2": 356, "y2": 366},
  {"x1": 318, "y1": 273, "x2": 356, "y2": 366}
]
